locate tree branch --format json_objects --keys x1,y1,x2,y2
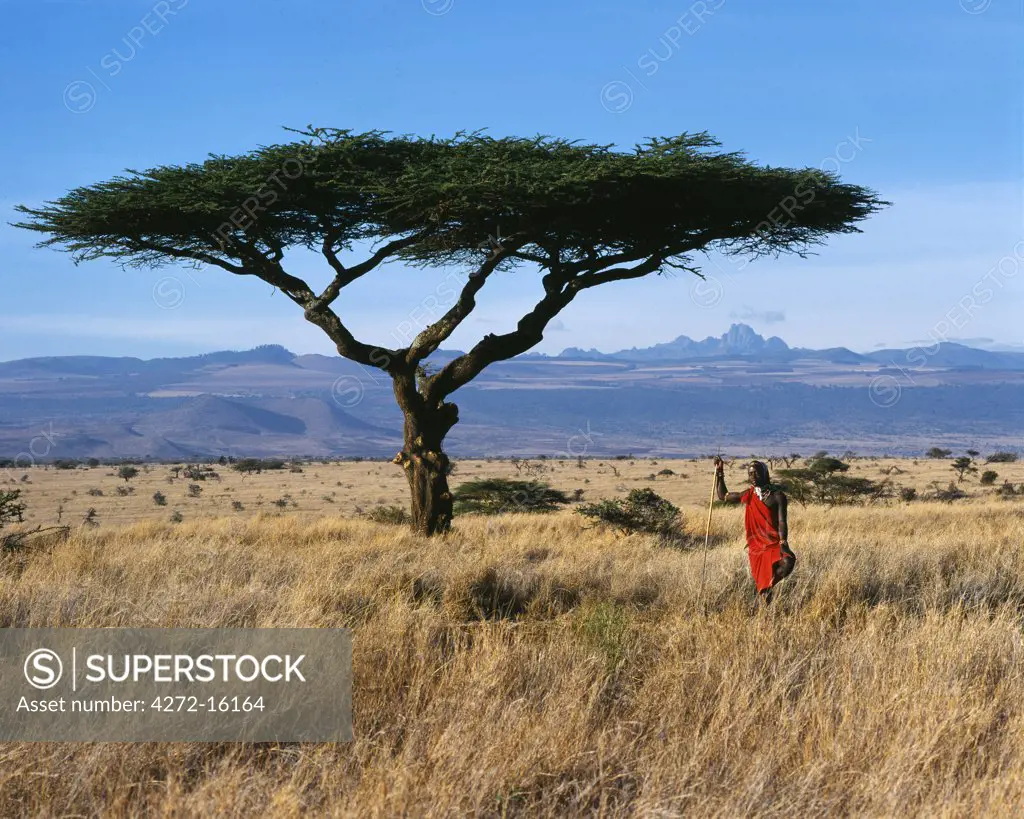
[
  {"x1": 573, "y1": 254, "x2": 665, "y2": 290},
  {"x1": 405, "y1": 244, "x2": 524, "y2": 366},
  {"x1": 425, "y1": 254, "x2": 668, "y2": 401},
  {"x1": 315, "y1": 232, "x2": 429, "y2": 309}
]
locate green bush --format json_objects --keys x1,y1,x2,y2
[
  {"x1": 980, "y1": 470, "x2": 998, "y2": 486},
  {"x1": 576, "y1": 488, "x2": 683, "y2": 543},
  {"x1": 925, "y1": 447, "x2": 952, "y2": 459},
  {"x1": 453, "y1": 479, "x2": 570, "y2": 515},
  {"x1": 986, "y1": 452, "x2": 1018, "y2": 464},
  {"x1": 777, "y1": 456, "x2": 891, "y2": 506},
  {"x1": 0, "y1": 489, "x2": 26, "y2": 528}
]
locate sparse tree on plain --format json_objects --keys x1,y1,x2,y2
[
  {"x1": 16, "y1": 129, "x2": 885, "y2": 534},
  {"x1": 952, "y1": 456, "x2": 978, "y2": 483}
]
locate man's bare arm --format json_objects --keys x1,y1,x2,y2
[
  {"x1": 714, "y1": 457, "x2": 743, "y2": 504},
  {"x1": 770, "y1": 490, "x2": 789, "y2": 545}
]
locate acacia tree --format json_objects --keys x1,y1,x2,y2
[{"x1": 15, "y1": 128, "x2": 885, "y2": 535}]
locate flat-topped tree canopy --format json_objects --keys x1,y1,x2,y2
[
  {"x1": 15, "y1": 127, "x2": 887, "y2": 535},
  {"x1": 15, "y1": 127, "x2": 884, "y2": 272}
]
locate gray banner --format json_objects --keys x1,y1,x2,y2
[{"x1": 0, "y1": 628, "x2": 351, "y2": 742}]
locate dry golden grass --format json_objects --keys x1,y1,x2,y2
[
  {"x1": 8, "y1": 455, "x2": 1022, "y2": 529},
  {"x1": 2, "y1": 498, "x2": 1024, "y2": 816}
]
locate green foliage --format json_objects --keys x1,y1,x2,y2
[
  {"x1": 232, "y1": 458, "x2": 286, "y2": 474},
  {"x1": 52, "y1": 459, "x2": 80, "y2": 470},
  {"x1": 0, "y1": 490, "x2": 26, "y2": 528},
  {"x1": 15, "y1": 128, "x2": 885, "y2": 290},
  {"x1": 951, "y1": 456, "x2": 978, "y2": 483},
  {"x1": 117, "y1": 465, "x2": 139, "y2": 482},
  {"x1": 926, "y1": 447, "x2": 952, "y2": 459},
  {"x1": 986, "y1": 452, "x2": 1018, "y2": 464},
  {"x1": 776, "y1": 456, "x2": 891, "y2": 507},
  {"x1": 364, "y1": 505, "x2": 410, "y2": 525},
  {"x1": 152, "y1": 491, "x2": 167, "y2": 506},
  {"x1": 575, "y1": 488, "x2": 683, "y2": 542},
  {"x1": 899, "y1": 486, "x2": 917, "y2": 502},
  {"x1": 980, "y1": 471, "x2": 998, "y2": 486},
  {"x1": 453, "y1": 479, "x2": 570, "y2": 515}
]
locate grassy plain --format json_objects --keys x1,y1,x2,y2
[
  {"x1": 6, "y1": 454, "x2": 1022, "y2": 529},
  {"x1": 2, "y1": 456, "x2": 1023, "y2": 816}
]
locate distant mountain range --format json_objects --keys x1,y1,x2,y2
[
  {"x1": 1, "y1": 326, "x2": 1022, "y2": 459},
  {"x1": 552, "y1": 323, "x2": 1024, "y2": 369}
]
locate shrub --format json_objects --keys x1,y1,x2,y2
[
  {"x1": 980, "y1": 471, "x2": 998, "y2": 486},
  {"x1": 187, "y1": 484, "x2": 202, "y2": 498},
  {"x1": 52, "y1": 459, "x2": 81, "y2": 470},
  {"x1": 0, "y1": 490, "x2": 26, "y2": 527},
  {"x1": 183, "y1": 465, "x2": 218, "y2": 481},
  {"x1": 231, "y1": 500, "x2": 244, "y2": 511},
  {"x1": 453, "y1": 479, "x2": 570, "y2": 515},
  {"x1": 929, "y1": 482, "x2": 968, "y2": 503},
  {"x1": 365, "y1": 505, "x2": 409, "y2": 525},
  {"x1": 898, "y1": 486, "x2": 917, "y2": 502},
  {"x1": 986, "y1": 452, "x2": 1018, "y2": 464},
  {"x1": 777, "y1": 456, "x2": 891, "y2": 506},
  {"x1": 576, "y1": 488, "x2": 683, "y2": 543},
  {"x1": 997, "y1": 481, "x2": 1019, "y2": 498},
  {"x1": 153, "y1": 491, "x2": 167, "y2": 506},
  {"x1": 86, "y1": 488, "x2": 104, "y2": 497},
  {"x1": 115, "y1": 486, "x2": 134, "y2": 497},
  {"x1": 925, "y1": 447, "x2": 952, "y2": 459},
  {"x1": 117, "y1": 465, "x2": 139, "y2": 483},
  {"x1": 232, "y1": 458, "x2": 285, "y2": 474},
  {"x1": 657, "y1": 468, "x2": 675, "y2": 476},
  {"x1": 169, "y1": 511, "x2": 184, "y2": 523}
]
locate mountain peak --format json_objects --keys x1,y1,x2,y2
[{"x1": 558, "y1": 323, "x2": 790, "y2": 361}]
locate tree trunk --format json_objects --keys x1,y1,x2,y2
[{"x1": 391, "y1": 375, "x2": 458, "y2": 536}]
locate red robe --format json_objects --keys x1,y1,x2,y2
[{"x1": 740, "y1": 487, "x2": 783, "y2": 592}]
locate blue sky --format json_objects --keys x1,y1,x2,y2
[{"x1": 1, "y1": 0, "x2": 1021, "y2": 360}]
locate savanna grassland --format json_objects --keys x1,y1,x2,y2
[
  {"x1": 2, "y1": 457, "x2": 1024, "y2": 816},
  {"x1": 7, "y1": 454, "x2": 1022, "y2": 529}
]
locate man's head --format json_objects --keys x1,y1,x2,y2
[{"x1": 747, "y1": 460, "x2": 770, "y2": 487}]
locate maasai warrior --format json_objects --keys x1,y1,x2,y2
[{"x1": 713, "y1": 456, "x2": 796, "y2": 603}]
